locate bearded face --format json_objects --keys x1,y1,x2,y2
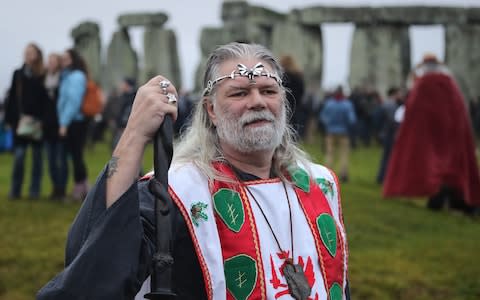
[
  {"x1": 214, "y1": 100, "x2": 286, "y2": 153},
  {"x1": 206, "y1": 59, "x2": 286, "y2": 154}
]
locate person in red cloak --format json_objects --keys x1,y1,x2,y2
[{"x1": 383, "y1": 54, "x2": 480, "y2": 215}]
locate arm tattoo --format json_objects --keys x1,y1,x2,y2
[{"x1": 107, "y1": 156, "x2": 119, "y2": 178}]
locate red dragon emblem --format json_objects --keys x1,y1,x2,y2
[{"x1": 269, "y1": 251, "x2": 319, "y2": 299}]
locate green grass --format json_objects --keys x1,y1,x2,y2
[{"x1": 0, "y1": 136, "x2": 479, "y2": 299}]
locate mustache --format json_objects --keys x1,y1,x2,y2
[{"x1": 239, "y1": 110, "x2": 276, "y2": 126}]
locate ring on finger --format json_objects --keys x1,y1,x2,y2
[
  {"x1": 166, "y1": 93, "x2": 177, "y2": 104},
  {"x1": 159, "y1": 80, "x2": 170, "y2": 95}
]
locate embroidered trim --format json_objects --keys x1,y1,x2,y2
[
  {"x1": 238, "y1": 184, "x2": 267, "y2": 299},
  {"x1": 316, "y1": 178, "x2": 335, "y2": 199},
  {"x1": 213, "y1": 188, "x2": 245, "y2": 233},
  {"x1": 327, "y1": 168, "x2": 349, "y2": 280},
  {"x1": 294, "y1": 187, "x2": 330, "y2": 293},
  {"x1": 288, "y1": 166, "x2": 311, "y2": 193},
  {"x1": 293, "y1": 181, "x2": 346, "y2": 295},
  {"x1": 211, "y1": 162, "x2": 267, "y2": 299},
  {"x1": 329, "y1": 282, "x2": 343, "y2": 300},
  {"x1": 191, "y1": 202, "x2": 209, "y2": 227},
  {"x1": 224, "y1": 254, "x2": 258, "y2": 300},
  {"x1": 244, "y1": 178, "x2": 281, "y2": 185},
  {"x1": 139, "y1": 171, "x2": 154, "y2": 181},
  {"x1": 316, "y1": 213, "x2": 338, "y2": 257},
  {"x1": 169, "y1": 187, "x2": 214, "y2": 300}
]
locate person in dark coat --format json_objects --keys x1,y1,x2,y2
[
  {"x1": 376, "y1": 87, "x2": 404, "y2": 184},
  {"x1": 112, "y1": 77, "x2": 137, "y2": 149},
  {"x1": 280, "y1": 55, "x2": 305, "y2": 139},
  {"x1": 4, "y1": 43, "x2": 48, "y2": 199}
]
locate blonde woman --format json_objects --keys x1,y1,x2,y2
[
  {"x1": 5, "y1": 43, "x2": 48, "y2": 199},
  {"x1": 44, "y1": 53, "x2": 67, "y2": 200}
]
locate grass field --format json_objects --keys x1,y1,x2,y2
[{"x1": 0, "y1": 136, "x2": 479, "y2": 299}]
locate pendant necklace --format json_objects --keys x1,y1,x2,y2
[{"x1": 244, "y1": 181, "x2": 312, "y2": 300}]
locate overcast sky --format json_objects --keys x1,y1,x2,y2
[{"x1": 1, "y1": 0, "x2": 479, "y2": 97}]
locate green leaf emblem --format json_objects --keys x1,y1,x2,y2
[
  {"x1": 190, "y1": 202, "x2": 208, "y2": 227},
  {"x1": 316, "y1": 213, "x2": 337, "y2": 257},
  {"x1": 316, "y1": 178, "x2": 334, "y2": 198},
  {"x1": 213, "y1": 188, "x2": 245, "y2": 232},
  {"x1": 329, "y1": 282, "x2": 343, "y2": 300},
  {"x1": 224, "y1": 254, "x2": 257, "y2": 300},
  {"x1": 288, "y1": 166, "x2": 310, "y2": 192}
]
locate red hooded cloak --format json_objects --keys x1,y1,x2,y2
[{"x1": 383, "y1": 72, "x2": 480, "y2": 206}]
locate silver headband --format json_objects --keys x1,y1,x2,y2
[{"x1": 203, "y1": 62, "x2": 282, "y2": 96}]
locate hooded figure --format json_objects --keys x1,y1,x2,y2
[{"x1": 383, "y1": 55, "x2": 480, "y2": 214}]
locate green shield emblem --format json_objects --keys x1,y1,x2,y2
[
  {"x1": 224, "y1": 254, "x2": 257, "y2": 300},
  {"x1": 213, "y1": 188, "x2": 245, "y2": 232},
  {"x1": 316, "y1": 213, "x2": 337, "y2": 257},
  {"x1": 288, "y1": 166, "x2": 310, "y2": 193},
  {"x1": 329, "y1": 282, "x2": 343, "y2": 300}
]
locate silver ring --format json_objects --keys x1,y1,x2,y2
[
  {"x1": 166, "y1": 93, "x2": 177, "y2": 104},
  {"x1": 159, "y1": 80, "x2": 170, "y2": 95}
]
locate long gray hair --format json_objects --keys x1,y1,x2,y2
[{"x1": 173, "y1": 42, "x2": 311, "y2": 181}]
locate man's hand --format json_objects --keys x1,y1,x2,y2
[
  {"x1": 123, "y1": 75, "x2": 179, "y2": 147},
  {"x1": 106, "y1": 76, "x2": 179, "y2": 208}
]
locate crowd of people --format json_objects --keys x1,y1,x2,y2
[
  {"x1": 0, "y1": 43, "x2": 134, "y2": 201},
  {"x1": 0, "y1": 42, "x2": 202, "y2": 202},
  {"x1": 274, "y1": 52, "x2": 480, "y2": 216},
  {"x1": 314, "y1": 54, "x2": 480, "y2": 216},
  {"x1": 1, "y1": 43, "x2": 479, "y2": 217},
  {"x1": 1, "y1": 44, "x2": 90, "y2": 200},
  {"x1": 0, "y1": 39, "x2": 477, "y2": 298}
]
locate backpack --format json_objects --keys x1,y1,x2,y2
[
  {"x1": 0, "y1": 121, "x2": 13, "y2": 152},
  {"x1": 82, "y1": 80, "x2": 103, "y2": 117}
]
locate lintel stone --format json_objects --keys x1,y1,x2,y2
[
  {"x1": 248, "y1": 5, "x2": 286, "y2": 25},
  {"x1": 299, "y1": 6, "x2": 474, "y2": 25},
  {"x1": 222, "y1": 1, "x2": 285, "y2": 26},
  {"x1": 117, "y1": 12, "x2": 168, "y2": 27}
]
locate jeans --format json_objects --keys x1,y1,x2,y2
[
  {"x1": 45, "y1": 140, "x2": 68, "y2": 190},
  {"x1": 10, "y1": 141, "x2": 43, "y2": 198}
]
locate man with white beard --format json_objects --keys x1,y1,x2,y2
[{"x1": 38, "y1": 43, "x2": 350, "y2": 300}]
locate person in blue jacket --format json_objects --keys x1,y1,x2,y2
[
  {"x1": 320, "y1": 86, "x2": 357, "y2": 182},
  {"x1": 57, "y1": 48, "x2": 89, "y2": 200}
]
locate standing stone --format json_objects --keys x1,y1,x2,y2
[
  {"x1": 445, "y1": 24, "x2": 480, "y2": 102},
  {"x1": 104, "y1": 28, "x2": 138, "y2": 94},
  {"x1": 271, "y1": 11, "x2": 323, "y2": 88},
  {"x1": 71, "y1": 21, "x2": 102, "y2": 83},
  {"x1": 349, "y1": 25, "x2": 410, "y2": 97},
  {"x1": 194, "y1": 0, "x2": 286, "y2": 94},
  {"x1": 221, "y1": 1, "x2": 285, "y2": 46},
  {"x1": 222, "y1": 0, "x2": 250, "y2": 43},
  {"x1": 194, "y1": 27, "x2": 230, "y2": 93},
  {"x1": 143, "y1": 27, "x2": 182, "y2": 88}
]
